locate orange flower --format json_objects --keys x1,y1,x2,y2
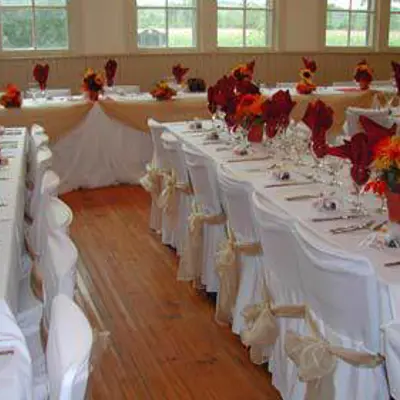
[
  {"x1": 236, "y1": 94, "x2": 264, "y2": 118},
  {"x1": 364, "y1": 180, "x2": 387, "y2": 196}
]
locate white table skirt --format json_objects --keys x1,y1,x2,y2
[{"x1": 51, "y1": 103, "x2": 153, "y2": 194}]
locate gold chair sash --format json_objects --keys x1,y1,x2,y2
[
  {"x1": 285, "y1": 312, "x2": 384, "y2": 400},
  {"x1": 178, "y1": 201, "x2": 226, "y2": 284},
  {"x1": 139, "y1": 163, "x2": 163, "y2": 199},
  {"x1": 215, "y1": 225, "x2": 262, "y2": 326}
]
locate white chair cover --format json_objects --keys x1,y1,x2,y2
[
  {"x1": 46, "y1": 89, "x2": 71, "y2": 98},
  {"x1": 384, "y1": 320, "x2": 400, "y2": 399},
  {"x1": 276, "y1": 82, "x2": 297, "y2": 88},
  {"x1": 181, "y1": 144, "x2": 224, "y2": 292},
  {"x1": 46, "y1": 295, "x2": 93, "y2": 400},
  {"x1": 332, "y1": 81, "x2": 357, "y2": 87},
  {"x1": 217, "y1": 164, "x2": 263, "y2": 335},
  {"x1": 251, "y1": 191, "x2": 306, "y2": 399},
  {"x1": 292, "y1": 221, "x2": 390, "y2": 400}
]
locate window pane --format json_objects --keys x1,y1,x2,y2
[
  {"x1": 1, "y1": 9, "x2": 33, "y2": 49},
  {"x1": 35, "y1": 0, "x2": 66, "y2": 5},
  {"x1": 326, "y1": 11, "x2": 350, "y2": 46},
  {"x1": 35, "y1": 8, "x2": 68, "y2": 49},
  {"x1": 168, "y1": 0, "x2": 195, "y2": 7},
  {"x1": 351, "y1": 0, "x2": 371, "y2": 10},
  {"x1": 247, "y1": 0, "x2": 269, "y2": 8},
  {"x1": 217, "y1": 0, "x2": 244, "y2": 7},
  {"x1": 327, "y1": 0, "x2": 350, "y2": 10},
  {"x1": 218, "y1": 9, "x2": 243, "y2": 46},
  {"x1": 0, "y1": 0, "x2": 31, "y2": 5},
  {"x1": 168, "y1": 8, "x2": 195, "y2": 47},
  {"x1": 137, "y1": 0, "x2": 166, "y2": 6},
  {"x1": 389, "y1": 13, "x2": 400, "y2": 46},
  {"x1": 349, "y1": 11, "x2": 369, "y2": 46},
  {"x1": 137, "y1": 9, "x2": 166, "y2": 47},
  {"x1": 245, "y1": 9, "x2": 267, "y2": 46},
  {"x1": 391, "y1": 0, "x2": 400, "y2": 11}
]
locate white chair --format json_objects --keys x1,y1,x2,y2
[
  {"x1": 108, "y1": 85, "x2": 140, "y2": 95},
  {"x1": 140, "y1": 119, "x2": 169, "y2": 233},
  {"x1": 292, "y1": 221, "x2": 390, "y2": 400},
  {"x1": 276, "y1": 82, "x2": 297, "y2": 89},
  {"x1": 345, "y1": 107, "x2": 391, "y2": 136},
  {"x1": 383, "y1": 321, "x2": 400, "y2": 400},
  {"x1": 46, "y1": 89, "x2": 71, "y2": 98},
  {"x1": 160, "y1": 133, "x2": 192, "y2": 255},
  {"x1": 181, "y1": 144, "x2": 225, "y2": 292},
  {"x1": 333, "y1": 81, "x2": 357, "y2": 87},
  {"x1": 217, "y1": 164, "x2": 263, "y2": 334},
  {"x1": 251, "y1": 191, "x2": 306, "y2": 399},
  {"x1": 31, "y1": 124, "x2": 49, "y2": 150},
  {"x1": 36, "y1": 294, "x2": 93, "y2": 400}
]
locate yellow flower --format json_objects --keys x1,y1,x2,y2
[
  {"x1": 84, "y1": 68, "x2": 94, "y2": 78},
  {"x1": 374, "y1": 156, "x2": 392, "y2": 170}
]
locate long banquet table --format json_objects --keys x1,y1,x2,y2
[
  {"x1": 0, "y1": 88, "x2": 379, "y2": 194},
  {"x1": 165, "y1": 120, "x2": 400, "y2": 321}
]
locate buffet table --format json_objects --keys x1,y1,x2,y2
[{"x1": 0, "y1": 88, "x2": 377, "y2": 194}]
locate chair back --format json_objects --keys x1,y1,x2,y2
[
  {"x1": 384, "y1": 321, "x2": 400, "y2": 399},
  {"x1": 42, "y1": 229, "x2": 78, "y2": 328},
  {"x1": 292, "y1": 221, "x2": 381, "y2": 350},
  {"x1": 161, "y1": 133, "x2": 189, "y2": 184},
  {"x1": 346, "y1": 107, "x2": 391, "y2": 136},
  {"x1": 217, "y1": 164, "x2": 258, "y2": 243},
  {"x1": 47, "y1": 294, "x2": 93, "y2": 400},
  {"x1": 181, "y1": 144, "x2": 222, "y2": 214},
  {"x1": 251, "y1": 190, "x2": 304, "y2": 303},
  {"x1": 148, "y1": 119, "x2": 168, "y2": 170}
]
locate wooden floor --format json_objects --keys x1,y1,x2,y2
[{"x1": 61, "y1": 185, "x2": 281, "y2": 400}]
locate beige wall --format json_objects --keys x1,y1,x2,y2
[{"x1": 0, "y1": 0, "x2": 397, "y2": 92}]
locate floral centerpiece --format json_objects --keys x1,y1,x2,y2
[
  {"x1": 82, "y1": 68, "x2": 104, "y2": 101},
  {"x1": 354, "y1": 59, "x2": 373, "y2": 91},
  {"x1": 33, "y1": 63, "x2": 49, "y2": 91},
  {"x1": 150, "y1": 81, "x2": 177, "y2": 101},
  {"x1": 172, "y1": 63, "x2": 190, "y2": 85},
  {"x1": 0, "y1": 84, "x2": 22, "y2": 108},
  {"x1": 368, "y1": 136, "x2": 400, "y2": 222},
  {"x1": 296, "y1": 57, "x2": 317, "y2": 95},
  {"x1": 105, "y1": 59, "x2": 118, "y2": 87}
]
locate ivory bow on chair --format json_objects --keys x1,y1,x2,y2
[
  {"x1": 139, "y1": 163, "x2": 163, "y2": 199},
  {"x1": 178, "y1": 201, "x2": 226, "y2": 284},
  {"x1": 241, "y1": 284, "x2": 307, "y2": 365},
  {"x1": 215, "y1": 225, "x2": 262, "y2": 326},
  {"x1": 285, "y1": 312, "x2": 384, "y2": 400}
]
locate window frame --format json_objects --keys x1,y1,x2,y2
[
  {"x1": 0, "y1": 0, "x2": 70, "y2": 54},
  {"x1": 388, "y1": 0, "x2": 400, "y2": 48},
  {"x1": 216, "y1": 0, "x2": 275, "y2": 50},
  {"x1": 134, "y1": 0, "x2": 199, "y2": 52},
  {"x1": 324, "y1": 0, "x2": 376, "y2": 51}
]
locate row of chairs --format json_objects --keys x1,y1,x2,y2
[
  {"x1": 274, "y1": 80, "x2": 393, "y2": 88},
  {"x1": 13, "y1": 125, "x2": 94, "y2": 399},
  {"x1": 141, "y1": 115, "x2": 400, "y2": 399}
]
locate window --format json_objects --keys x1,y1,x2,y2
[
  {"x1": 389, "y1": 0, "x2": 400, "y2": 47},
  {"x1": 0, "y1": 0, "x2": 68, "y2": 51},
  {"x1": 217, "y1": 0, "x2": 273, "y2": 48},
  {"x1": 325, "y1": 0, "x2": 375, "y2": 47},
  {"x1": 136, "y1": 0, "x2": 196, "y2": 48}
]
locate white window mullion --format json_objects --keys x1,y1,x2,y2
[
  {"x1": 243, "y1": 3, "x2": 246, "y2": 47},
  {"x1": 32, "y1": 3, "x2": 37, "y2": 49}
]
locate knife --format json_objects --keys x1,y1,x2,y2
[
  {"x1": 311, "y1": 214, "x2": 364, "y2": 222},
  {"x1": 384, "y1": 261, "x2": 400, "y2": 268},
  {"x1": 264, "y1": 181, "x2": 315, "y2": 189}
]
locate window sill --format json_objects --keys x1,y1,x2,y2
[{"x1": 0, "y1": 49, "x2": 73, "y2": 59}]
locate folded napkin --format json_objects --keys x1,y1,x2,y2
[
  {"x1": 392, "y1": 61, "x2": 400, "y2": 95},
  {"x1": 105, "y1": 59, "x2": 118, "y2": 87},
  {"x1": 172, "y1": 64, "x2": 189, "y2": 84},
  {"x1": 33, "y1": 63, "x2": 49, "y2": 91}
]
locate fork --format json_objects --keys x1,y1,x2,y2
[{"x1": 330, "y1": 220, "x2": 375, "y2": 235}]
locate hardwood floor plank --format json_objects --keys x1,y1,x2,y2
[{"x1": 61, "y1": 186, "x2": 282, "y2": 400}]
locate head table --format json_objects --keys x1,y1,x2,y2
[{"x1": 0, "y1": 87, "x2": 379, "y2": 194}]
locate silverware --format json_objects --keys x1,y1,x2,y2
[
  {"x1": 285, "y1": 193, "x2": 323, "y2": 201},
  {"x1": 226, "y1": 155, "x2": 272, "y2": 163},
  {"x1": 311, "y1": 214, "x2": 364, "y2": 223},
  {"x1": 264, "y1": 181, "x2": 315, "y2": 189},
  {"x1": 384, "y1": 261, "x2": 400, "y2": 268},
  {"x1": 330, "y1": 220, "x2": 375, "y2": 235},
  {"x1": 215, "y1": 146, "x2": 232, "y2": 152},
  {"x1": 0, "y1": 349, "x2": 14, "y2": 356},
  {"x1": 372, "y1": 220, "x2": 388, "y2": 232}
]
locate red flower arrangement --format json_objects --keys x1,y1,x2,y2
[
  {"x1": 296, "y1": 57, "x2": 317, "y2": 95},
  {"x1": 105, "y1": 59, "x2": 118, "y2": 87},
  {"x1": 172, "y1": 64, "x2": 190, "y2": 84},
  {"x1": 82, "y1": 68, "x2": 105, "y2": 101},
  {"x1": 0, "y1": 84, "x2": 22, "y2": 108},
  {"x1": 231, "y1": 60, "x2": 255, "y2": 81},
  {"x1": 150, "y1": 81, "x2": 177, "y2": 101},
  {"x1": 354, "y1": 59, "x2": 373, "y2": 91},
  {"x1": 33, "y1": 63, "x2": 49, "y2": 91}
]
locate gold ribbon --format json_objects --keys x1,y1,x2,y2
[
  {"x1": 215, "y1": 225, "x2": 262, "y2": 326},
  {"x1": 285, "y1": 311, "x2": 384, "y2": 400},
  {"x1": 178, "y1": 201, "x2": 226, "y2": 284},
  {"x1": 139, "y1": 163, "x2": 163, "y2": 199},
  {"x1": 241, "y1": 283, "x2": 307, "y2": 364}
]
